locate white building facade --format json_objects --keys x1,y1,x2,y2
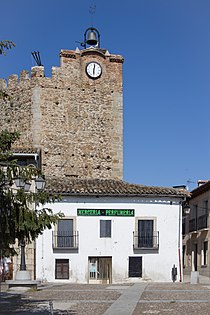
[{"x1": 36, "y1": 178, "x2": 188, "y2": 284}]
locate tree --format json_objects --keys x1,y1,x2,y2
[
  {"x1": 0, "y1": 130, "x2": 63, "y2": 257},
  {"x1": 0, "y1": 40, "x2": 15, "y2": 99},
  {"x1": 0, "y1": 40, "x2": 15, "y2": 55}
]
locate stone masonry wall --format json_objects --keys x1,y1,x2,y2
[{"x1": 0, "y1": 47, "x2": 124, "y2": 180}]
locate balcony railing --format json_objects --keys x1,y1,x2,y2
[
  {"x1": 182, "y1": 222, "x2": 186, "y2": 235},
  {"x1": 52, "y1": 231, "x2": 79, "y2": 249},
  {"x1": 133, "y1": 231, "x2": 159, "y2": 249},
  {"x1": 197, "y1": 214, "x2": 208, "y2": 230},
  {"x1": 189, "y1": 218, "x2": 197, "y2": 232}
]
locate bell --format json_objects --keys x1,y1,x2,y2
[{"x1": 86, "y1": 30, "x2": 98, "y2": 46}]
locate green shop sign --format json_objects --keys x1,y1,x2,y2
[{"x1": 77, "y1": 209, "x2": 135, "y2": 217}]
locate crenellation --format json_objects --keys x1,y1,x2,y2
[
  {"x1": 31, "y1": 66, "x2": 44, "y2": 78},
  {"x1": 20, "y1": 70, "x2": 30, "y2": 81},
  {"x1": 51, "y1": 66, "x2": 62, "y2": 78},
  {"x1": 8, "y1": 74, "x2": 19, "y2": 89},
  {"x1": 0, "y1": 78, "x2": 7, "y2": 90}
]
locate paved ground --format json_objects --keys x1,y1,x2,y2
[{"x1": 1, "y1": 276, "x2": 210, "y2": 314}]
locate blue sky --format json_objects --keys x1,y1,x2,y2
[{"x1": 1, "y1": 0, "x2": 210, "y2": 190}]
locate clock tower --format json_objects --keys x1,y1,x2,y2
[{"x1": 0, "y1": 27, "x2": 124, "y2": 180}]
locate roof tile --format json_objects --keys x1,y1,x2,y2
[{"x1": 46, "y1": 177, "x2": 189, "y2": 198}]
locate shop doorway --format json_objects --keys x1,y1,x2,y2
[{"x1": 88, "y1": 257, "x2": 112, "y2": 284}]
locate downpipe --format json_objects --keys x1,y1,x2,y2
[{"x1": 178, "y1": 201, "x2": 182, "y2": 282}]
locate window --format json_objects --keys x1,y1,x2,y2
[
  {"x1": 128, "y1": 257, "x2": 142, "y2": 277},
  {"x1": 13, "y1": 153, "x2": 39, "y2": 167},
  {"x1": 134, "y1": 218, "x2": 159, "y2": 249},
  {"x1": 57, "y1": 219, "x2": 73, "y2": 247},
  {"x1": 100, "y1": 220, "x2": 111, "y2": 238},
  {"x1": 138, "y1": 220, "x2": 154, "y2": 248},
  {"x1": 197, "y1": 201, "x2": 208, "y2": 230},
  {"x1": 189, "y1": 205, "x2": 198, "y2": 232},
  {"x1": 16, "y1": 157, "x2": 37, "y2": 167},
  {"x1": 204, "y1": 241, "x2": 208, "y2": 266},
  {"x1": 53, "y1": 218, "x2": 78, "y2": 249},
  {"x1": 204, "y1": 200, "x2": 208, "y2": 214},
  {"x1": 55, "y1": 259, "x2": 69, "y2": 279},
  {"x1": 191, "y1": 204, "x2": 198, "y2": 218}
]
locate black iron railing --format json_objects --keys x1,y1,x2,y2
[
  {"x1": 189, "y1": 218, "x2": 197, "y2": 232},
  {"x1": 197, "y1": 215, "x2": 208, "y2": 230},
  {"x1": 52, "y1": 231, "x2": 79, "y2": 249},
  {"x1": 133, "y1": 231, "x2": 159, "y2": 249},
  {"x1": 182, "y1": 222, "x2": 186, "y2": 235}
]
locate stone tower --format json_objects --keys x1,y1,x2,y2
[{"x1": 0, "y1": 28, "x2": 124, "y2": 180}]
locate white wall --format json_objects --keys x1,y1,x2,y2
[{"x1": 36, "y1": 196, "x2": 182, "y2": 283}]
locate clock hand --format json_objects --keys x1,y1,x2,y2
[{"x1": 93, "y1": 64, "x2": 95, "y2": 75}]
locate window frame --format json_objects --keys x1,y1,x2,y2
[
  {"x1": 55, "y1": 259, "x2": 70, "y2": 279},
  {"x1": 128, "y1": 256, "x2": 142, "y2": 278},
  {"x1": 135, "y1": 217, "x2": 157, "y2": 232},
  {"x1": 134, "y1": 217, "x2": 158, "y2": 249},
  {"x1": 55, "y1": 217, "x2": 76, "y2": 235},
  {"x1": 53, "y1": 216, "x2": 77, "y2": 249},
  {"x1": 100, "y1": 220, "x2": 112, "y2": 238}
]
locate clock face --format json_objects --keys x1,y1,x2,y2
[{"x1": 86, "y1": 62, "x2": 102, "y2": 79}]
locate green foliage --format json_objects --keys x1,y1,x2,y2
[
  {"x1": 0, "y1": 40, "x2": 15, "y2": 55},
  {"x1": 0, "y1": 40, "x2": 15, "y2": 100},
  {"x1": 0, "y1": 40, "x2": 16, "y2": 100},
  {"x1": 0, "y1": 130, "x2": 63, "y2": 257},
  {"x1": 0, "y1": 130, "x2": 19, "y2": 157}
]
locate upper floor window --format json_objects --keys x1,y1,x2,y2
[
  {"x1": 189, "y1": 205, "x2": 198, "y2": 232},
  {"x1": 133, "y1": 218, "x2": 159, "y2": 249},
  {"x1": 100, "y1": 220, "x2": 111, "y2": 238},
  {"x1": 197, "y1": 201, "x2": 209, "y2": 231},
  {"x1": 52, "y1": 218, "x2": 79, "y2": 249},
  {"x1": 204, "y1": 200, "x2": 208, "y2": 214},
  {"x1": 57, "y1": 219, "x2": 73, "y2": 247},
  {"x1": 192, "y1": 205, "x2": 198, "y2": 219},
  {"x1": 12, "y1": 153, "x2": 39, "y2": 167},
  {"x1": 138, "y1": 220, "x2": 154, "y2": 248}
]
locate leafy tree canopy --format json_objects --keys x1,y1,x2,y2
[
  {"x1": 0, "y1": 130, "x2": 63, "y2": 257},
  {"x1": 0, "y1": 40, "x2": 15, "y2": 100}
]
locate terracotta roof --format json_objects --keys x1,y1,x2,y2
[{"x1": 46, "y1": 177, "x2": 189, "y2": 198}]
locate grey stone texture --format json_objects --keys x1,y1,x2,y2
[
  {"x1": 1, "y1": 280, "x2": 210, "y2": 314},
  {"x1": 0, "y1": 47, "x2": 124, "y2": 180},
  {"x1": 191, "y1": 271, "x2": 200, "y2": 284}
]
